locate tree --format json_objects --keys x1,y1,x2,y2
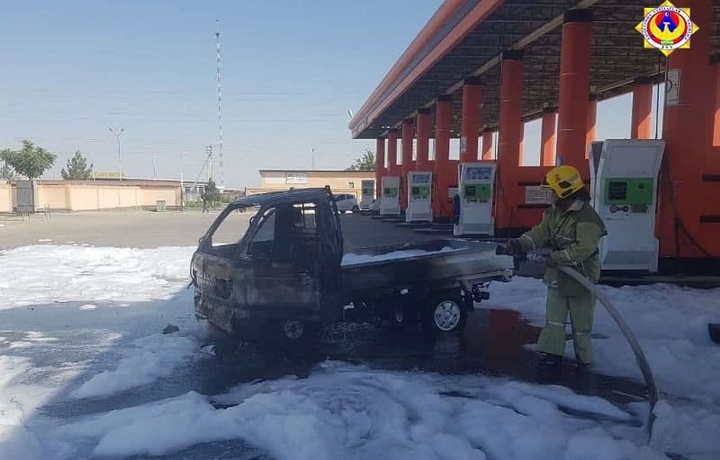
[
  {"x1": 61, "y1": 151, "x2": 94, "y2": 180},
  {"x1": 345, "y1": 148, "x2": 375, "y2": 172},
  {"x1": 0, "y1": 140, "x2": 56, "y2": 180},
  {"x1": 201, "y1": 178, "x2": 222, "y2": 207},
  {"x1": 0, "y1": 164, "x2": 16, "y2": 181}
]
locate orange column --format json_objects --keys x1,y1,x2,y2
[
  {"x1": 712, "y1": 54, "x2": 720, "y2": 146},
  {"x1": 386, "y1": 129, "x2": 398, "y2": 177},
  {"x1": 541, "y1": 107, "x2": 557, "y2": 166},
  {"x1": 375, "y1": 137, "x2": 385, "y2": 198},
  {"x1": 631, "y1": 76, "x2": 653, "y2": 139},
  {"x1": 400, "y1": 119, "x2": 414, "y2": 210},
  {"x1": 519, "y1": 123, "x2": 525, "y2": 165},
  {"x1": 416, "y1": 108, "x2": 431, "y2": 171},
  {"x1": 496, "y1": 50, "x2": 524, "y2": 234},
  {"x1": 658, "y1": 0, "x2": 717, "y2": 264},
  {"x1": 586, "y1": 94, "x2": 597, "y2": 159},
  {"x1": 481, "y1": 127, "x2": 494, "y2": 160},
  {"x1": 460, "y1": 77, "x2": 481, "y2": 163},
  {"x1": 556, "y1": 8, "x2": 592, "y2": 175},
  {"x1": 434, "y1": 95, "x2": 453, "y2": 220}
]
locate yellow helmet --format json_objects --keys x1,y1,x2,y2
[{"x1": 541, "y1": 165, "x2": 585, "y2": 199}]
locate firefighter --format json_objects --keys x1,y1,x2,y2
[{"x1": 506, "y1": 165, "x2": 607, "y2": 369}]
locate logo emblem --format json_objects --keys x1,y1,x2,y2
[{"x1": 635, "y1": 1, "x2": 699, "y2": 57}]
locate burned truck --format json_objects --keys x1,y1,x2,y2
[{"x1": 190, "y1": 187, "x2": 514, "y2": 342}]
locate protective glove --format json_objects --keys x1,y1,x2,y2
[{"x1": 506, "y1": 239, "x2": 523, "y2": 256}]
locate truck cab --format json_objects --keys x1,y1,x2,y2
[{"x1": 191, "y1": 187, "x2": 344, "y2": 341}]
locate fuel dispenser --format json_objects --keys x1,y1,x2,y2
[
  {"x1": 380, "y1": 176, "x2": 401, "y2": 216},
  {"x1": 360, "y1": 180, "x2": 375, "y2": 210},
  {"x1": 453, "y1": 161, "x2": 496, "y2": 236},
  {"x1": 405, "y1": 171, "x2": 433, "y2": 222},
  {"x1": 589, "y1": 139, "x2": 665, "y2": 272}
]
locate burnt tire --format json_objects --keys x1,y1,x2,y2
[
  {"x1": 279, "y1": 318, "x2": 321, "y2": 344},
  {"x1": 422, "y1": 295, "x2": 468, "y2": 335}
]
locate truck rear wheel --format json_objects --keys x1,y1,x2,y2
[{"x1": 423, "y1": 295, "x2": 468, "y2": 334}]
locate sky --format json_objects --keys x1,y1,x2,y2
[{"x1": 0, "y1": 0, "x2": 663, "y2": 188}]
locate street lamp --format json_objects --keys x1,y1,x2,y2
[
  {"x1": 180, "y1": 152, "x2": 186, "y2": 209},
  {"x1": 109, "y1": 128, "x2": 124, "y2": 180}
]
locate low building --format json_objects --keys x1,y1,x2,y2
[
  {"x1": 0, "y1": 179, "x2": 183, "y2": 213},
  {"x1": 245, "y1": 169, "x2": 375, "y2": 201}
]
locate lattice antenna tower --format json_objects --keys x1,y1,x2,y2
[
  {"x1": 216, "y1": 19, "x2": 224, "y2": 190},
  {"x1": 205, "y1": 144, "x2": 213, "y2": 182}
]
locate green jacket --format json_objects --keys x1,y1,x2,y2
[{"x1": 518, "y1": 199, "x2": 607, "y2": 296}]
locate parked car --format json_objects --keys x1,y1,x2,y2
[{"x1": 333, "y1": 193, "x2": 360, "y2": 213}]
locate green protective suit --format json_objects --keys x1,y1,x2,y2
[{"x1": 518, "y1": 198, "x2": 607, "y2": 364}]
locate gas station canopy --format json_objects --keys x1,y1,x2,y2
[{"x1": 349, "y1": 0, "x2": 720, "y2": 139}]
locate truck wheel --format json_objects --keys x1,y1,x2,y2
[
  {"x1": 352, "y1": 205, "x2": 360, "y2": 213},
  {"x1": 423, "y1": 295, "x2": 467, "y2": 334},
  {"x1": 283, "y1": 319, "x2": 304, "y2": 340},
  {"x1": 280, "y1": 319, "x2": 320, "y2": 343}
]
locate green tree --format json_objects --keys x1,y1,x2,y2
[
  {"x1": 0, "y1": 140, "x2": 56, "y2": 180},
  {"x1": 0, "y1": 163, "x2": 16, "y2": 181},
  {"x1": 201, "y1": 178, "x2": 222, "y2": 207},
  {"x1": 61, "y1": 151, "x2": 94, "y2": 180},
  {"x1": 345, "y1": 148, "x2": 375, "y2": 171}
]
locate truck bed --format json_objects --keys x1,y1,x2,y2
[{"x1": 340, "y1": 239, "x2": 514, "y2": 294}]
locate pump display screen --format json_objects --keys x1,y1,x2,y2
[
  {"x1": 465, "y1": 167, "x2": 492, "y2": 180},
  {"x1": 604, "y1": 178, "x2": 654, "y2": 205},
  {"x1": 607, "y1": 181, "x2": 627, "y2": 201},
  {"x1": 463, "y1": 184, "x2": 491, "y2": 201},
  {"x1": 383, "y1": 187, "x2": 398, "y2": 198},
  {"x1": 361, "y1": 180, "x2": 374, "y2": 195},
  {"x1": 410, "y1": 186, "x2": 429, "y2": 199},
  {"x1": 411, "y1": 174, "x2": 431, "y2": 185}
]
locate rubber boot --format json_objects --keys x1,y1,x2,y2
[{"x1": 535, "y1": 352, "x2": 562, "y2": 383}]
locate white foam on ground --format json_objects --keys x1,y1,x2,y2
[
  {"x1": 0, "y1": 244, "x2": 718, "y2": 459},
  {"x1": 0, "y1": 356, "x2": 51, "y2": 460},
  {"x1": 486, "y1": 277, "x2": 720, "y2": 404},
  {"x1": 0, "y1": 245, "x2": 195, "y2": 309},
  {"x1": 341, "y1": 246, "x2": 460, "y2": 265},
  {"x1": 57, "y1": 362, "x2": 664, "y2": 460},
  {"x1": 69, "y1": 333, "x2": 200, "y2": 400}
]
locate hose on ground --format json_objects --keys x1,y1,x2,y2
[
  {"x1": 496, "y1": 245, "x2": 659, "y2": 438},
  {"x1": 556, "y1": 265, "x2": 659, "y2": 437}
]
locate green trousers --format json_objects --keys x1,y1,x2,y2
[{"x1": 536, "y1": 287, "x2": 596, "y2": 364}]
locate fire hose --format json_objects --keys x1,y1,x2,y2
[{"x1": 496, "y1": 245, "x2": 660, "y2": 437}]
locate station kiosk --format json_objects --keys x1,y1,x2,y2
[
  {"x1": 379, "y1": 176, "x2": 401, "y2": 216},
  {"x1": 405, "y1": 171, "x2": 433, "y2": 222},
  {"x1": 589, "y1": 139, "x2": 665, "y2": 272},
  {"x1": 453, "y1": 161, "x2": 496, "y2": 236}
]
